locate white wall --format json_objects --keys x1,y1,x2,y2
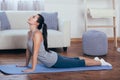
[
  {"x1": 117, "y1": 0, "x2": 120, "y2": 37},
  {"x1": 45, "y1": 0, "x2": 120, "y2": 38}
]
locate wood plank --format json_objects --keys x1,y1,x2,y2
[{"x1": 0, "y1": 41, "x2": 120, "y2": 80}]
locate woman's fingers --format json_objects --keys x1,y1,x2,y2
[
  {"x1": 16, "y1": 64, "x2": 26, "y2": 67},
  {"x1": 22, "y1": 69, "x2": 34, "y2": 72}
]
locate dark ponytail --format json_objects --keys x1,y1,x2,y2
[
  {"x1": 37, "y1": 14, "x2": 50, "y2": 52},
  {"x1": 42, "y1": 23, "x2": 49, "y2": 52}
]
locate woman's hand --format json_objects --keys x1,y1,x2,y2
[
  {"x1": 22, "y1": 68, "x2": 35, "y2": 73},
  {"x1": 16, "y1": 64, "x2": 27, "y2": 67}
]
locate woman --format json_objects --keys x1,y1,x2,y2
[{"x1": 18, "y1": 14, "x2": 112, "y2": 72}]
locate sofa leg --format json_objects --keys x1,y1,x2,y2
[{"x1": 63, "y1": 47, "x2": 67, "y2": 52}]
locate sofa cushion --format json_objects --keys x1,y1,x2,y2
[
  {"x1": 0, "y1": 29, "x2": 64, "y2": 49},
  {"x1": 0, "y1": 29, "x2": 28, "y2": 36},
  {"x1": 41, "y1": 12, "x2": 58, "y2": 30},
  {"x1": 5, "y1": 11, "x2": 40, "y2": 29},
  {"x1": 47, "y1": 30, "x2": 64, "y2": 48},
  {"x1": 0, "y1": 29, "x2": 28, "y2": 49},
  {"x1": 0, "y1": 12, "x2": 11, "y2": 30}
]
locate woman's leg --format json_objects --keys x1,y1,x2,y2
[
  {"x1": 52, "y1": 55, "x2": 86, "y2": 68},
  {"x1": 79, "y1": 56, "x2": 101, "y2": 66}
]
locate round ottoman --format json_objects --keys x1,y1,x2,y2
[{"x1": 82, "y1": 30, "x2": 108, "y2": 56}]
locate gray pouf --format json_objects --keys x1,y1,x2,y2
[{"x1": 82, "y1": 30, "x2": 108, "y2": 56}]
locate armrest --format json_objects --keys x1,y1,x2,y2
[{"x1": 58, "y1": 19, "x2": 71, "y2": 47}]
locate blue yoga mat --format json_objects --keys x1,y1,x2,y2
[{"x1": 0, "y1": 64, "x2": 112, "y2": 75}]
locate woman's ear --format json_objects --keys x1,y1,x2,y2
[{"x1": 36, "y1": 22, "x2": 39, "y2": 26}]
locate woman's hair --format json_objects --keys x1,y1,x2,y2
[{"x1": 37, "y1": 14, "x2": 50, "y2": 52}]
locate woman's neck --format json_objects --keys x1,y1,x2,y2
[{"x1": 30, "y1": 25, "x2": 37, "y2": 32}]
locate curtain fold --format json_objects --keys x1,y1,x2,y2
[{"x1": 0, "y1": 0, "x2": 44, "y2": 11}]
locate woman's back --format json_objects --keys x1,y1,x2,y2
[{"x1": 27, "y1": 31, "x2": 58, "y2": 67}]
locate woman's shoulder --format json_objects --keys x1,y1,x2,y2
[{"x1": 33, "y1": 30, "x2": 43, "y2": 41}]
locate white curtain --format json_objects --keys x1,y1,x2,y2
[{"x1": 0, "y1": 0, "x2": 44, "y2": 11}]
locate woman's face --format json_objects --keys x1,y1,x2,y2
[{"x1": 28, "y1": 15, "x2": 39, "y2": 26}]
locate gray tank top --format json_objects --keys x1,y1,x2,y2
[{"x1": 27, "y1": 31, "x2": 58, "y2": 67}]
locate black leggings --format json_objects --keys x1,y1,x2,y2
[{"x1": 52, "y1": 55, "x2": 86, "y2": 68}]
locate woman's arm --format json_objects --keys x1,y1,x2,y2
[
  {"x1": 17, "y1": 32, "x2": 31, "y2": 67},
  {"x1": 23, "y1": 31, "x2": 42, "y2": 72},
  {"x1": 25, "y1": 31, "x2": 32, "y2": 66},
  {"x1": 16, "y1": 48, "x2": 31, "y2": 67},
  {"x1": 25, "y1": 48, "x2": 32, "y2": 66}
]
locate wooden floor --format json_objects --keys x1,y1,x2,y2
[{"x1": 0, "y1": 41, "x2": 120, "y2": 80}]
